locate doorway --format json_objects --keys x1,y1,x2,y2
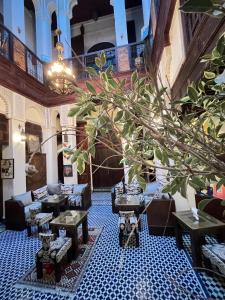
[{"x1": 92, "y1": 131, "x2": 124, "y2": 189}]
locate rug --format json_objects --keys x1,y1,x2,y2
[{"x1": 16, "y1": 227, "x2": 103, "y2": 297}]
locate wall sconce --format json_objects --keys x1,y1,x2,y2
[{"x1": 18, "y1": 124, "x2": 26, "y2": 142}]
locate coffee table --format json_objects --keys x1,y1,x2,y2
[
  {"x1": 41, "y1": 195, "x2": 68, "y2": 217},
  {"x1": 115, "y1": 195, "x2": 145, "y2": 230},
  {"x1": 173, "y1": 210, "x2": 225, "y2": 267},
  {"x1": 50, "y1": 210, "x2": 88, "y2": 258}
]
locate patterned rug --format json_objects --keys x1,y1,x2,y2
[{"x1": 16, "y1": 227, "x2": 102, "y2": 298}]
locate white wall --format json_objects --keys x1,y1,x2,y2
[
  {"x1": 71, "y1": 6, "x2": 143, "y2": 53},
  {"x1": 25, "y1": 7, "x2": 36, "y2": 53}
]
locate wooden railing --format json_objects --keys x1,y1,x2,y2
[
  {"x1": 0, "y1": 23, "x2": 44, "y2": 83},
  {"x1": 0, "y1": 22, "x2": 144, "y2": 86},
  {"x1": 66, "y1": 41, "x2": 145, "y2": 80}
]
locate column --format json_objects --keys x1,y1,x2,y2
[
  {"x1": 141, "y1": 0, "x2": 151, "y2": 40},
  {"x1": 2, "y1": 119, "x2": 26, "y2": 216},
  {"x1": 3, "y1": 0, "x2": 25, "y2": 42},
  {"x1": 111, "y1": 0, "x2": 128, "y2": 47},
  {"x1": 34, "y1": 0, "x2": 52, "y2": 62},
  {"x1": 56, "y1": 0, "x2": 74, "y2": 59}
]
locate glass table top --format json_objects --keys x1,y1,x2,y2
[
  {"x1": 173, "y1": 210, "x2": 225, "y2": 230},
  {"x1": 116, "y1": 195, "x2": 141, "y2": 206},
  {"x1": 42, "y1": 195, "x2": 66, "y2": 204},
  {"x1": 50, "y1": 210, "x2": 87, "y2": 227}
]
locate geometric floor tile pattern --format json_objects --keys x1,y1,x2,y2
[{"x1": 0, "y1": 193, "x2": 214, "y2": 300}]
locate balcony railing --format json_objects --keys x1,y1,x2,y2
[
  {"x1": 0, "y1": 23, "x2": 44, "y2": 83},
  {"x1": 0, "y1": 22, "x2": 144, "y2": 87},
  {"x1": 66, "y1": 42, "x2": 144, "y2": 80}
]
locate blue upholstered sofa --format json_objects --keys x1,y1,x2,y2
[{"x1": 5, "y1": 183, "x2": 91, "y2": 231}]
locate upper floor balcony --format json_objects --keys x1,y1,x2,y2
[{"x1": 0, "y1": 23, "x2": 144, "y2": 106}]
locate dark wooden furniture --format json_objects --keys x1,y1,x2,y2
[
  {"x1": 195, "y1": 193, "x2": 225, "y2": 222},
  {"x1": 50, "y1": 210, "x2": 89, "y2": 258},
  {"x1": 114, "y1": 196, "x2": 144, "y2": 231},
  {"x1": 146, "y1": 197, "x2": 175, "y2": 236},
  {"x1": 173, "y1": 210, "x2": 225, "y2": 268},
  {"x1": 41, "y1": 195, "x2": 68, "y2": 217}
]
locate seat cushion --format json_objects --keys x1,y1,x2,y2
[
  {"x1": 33, "y1": 186, "x2": 48, "y2": 201},
  {"x1": 68, "y1": 194, "x2": 82, "y2": 206},
  {"x1": 25, "y1": 201, "x2": 42, "y2": 220},
  {"x1": 126, "y1": 180, "x2": 142, "y2": 195},
  {"x1": 47, "y1": 183, "x2": 61, "y2": 195},
  {"x1": 143, "y1": 181, "x2": 162, "y2": 196},
  {"x1": 61, "y1": 184, "x2": 73, "y2": 195},
  {"x1": 13, "y1": 191, "x2": 33, "y2": 206},
  {"x1": 73, "y1": 184, "x2": 87, "y2": 194},
  {"x1": 202, "y1": 243, "x2": 225, "y2": 275},
  {"x1": 115, "y1": 182, "x2": 124, "y2": 195}
]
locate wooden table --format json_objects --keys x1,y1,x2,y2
[
  {"x1": 115, "y1": 195, "x2": 145, "y2": 231},
  {"x1": 50, "y1": 210, "x2": 88, "y2": 258},
  {"x1": 41, "y1": 195, "x2": 68, "y2": 217},
  {"x1": 173, "y1": 210, "x2": 225, "y2": 267}
]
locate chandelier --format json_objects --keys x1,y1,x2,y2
[{"x1": 47, "y1": 30, "x2": 75, "y2": 95}]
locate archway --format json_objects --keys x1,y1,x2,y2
[{"x1": 87, "y1": 42, "x2": 114, "y2": 53}]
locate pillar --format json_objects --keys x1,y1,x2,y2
[
  {"x1": 3, "y1": 0, "x2": 25, "y2": 42},
  {"x1": 110, "y1": 0, "x2": 128, "y2": 47},
  {"x1": 34, "y1": 0, "x2": 52, "y2": 62},
  {"x1": 2, "y1": 119, "x2": 26, "y2": 216},
  {"x1": 56, "y1": 0, "x2": 74, "y2": 59},
  {"x1": 141, "y1": 0, "x2": 151, "y2": 40}
]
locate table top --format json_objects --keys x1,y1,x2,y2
[
  {"x1": 173, "y1": 210, "x2": 225, "y2": 230},
  {"x1": 116, "y1": 195, "x2": 142, "y2": 207},
  {"x1": 50, "y1": 210, "x2": 87, "y2": 228},
  {"x1": 42, "y1": 195, "x2": 67, "y2": 204}
]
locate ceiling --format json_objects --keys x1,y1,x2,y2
[{"x1": 70, "y1": 0, "x2": 142, "y2": 25}]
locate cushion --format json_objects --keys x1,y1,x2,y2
[
  {"x1": 115, "y1": 182, "x2": 124, "y2": 195},
  {"x1": 73, "y1": 184, "x2": 87, "y2": 194},
  {"x1": 68, "y1": 194, "x2": 82, "y2": 206},
  {"x1": 47, "y1": 183, "x2": 61, "y2": 195},
  {"x1": 126, "y1": 179, "x2": 142, "y2": 195},
  {"x1": 13, "y1": 191, "x2": 32, "y2": 206},
  {"x1": 143, "y1": 181, "x2": 162, "y2": 195},
  {"x1": 33, "y1": 185, "x2": 48, "y2": 201},
  {"x1": 61, "y1": 184, "x2": 73, "y2": 195},
  {"x1": 24, "y1": 201, "x2": 42, "y2": 220}
]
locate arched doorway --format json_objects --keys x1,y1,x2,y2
[
  {"x1": 92, "y1": 131, "x2": 124, "y2": 189},
  {"x1": 87, "y1": 42, "x2": 114, "y2": 53}
]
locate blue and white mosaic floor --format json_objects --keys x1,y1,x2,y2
[{"x1": 0, "y1": 193, "x2": 219, "y2": 300}]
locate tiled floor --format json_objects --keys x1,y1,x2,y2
[{"x1": 0, "y1": 193, "x2": 223, "y2": 300}]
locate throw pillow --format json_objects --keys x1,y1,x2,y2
[
  {"x1": 61, "y1": 184, "x2": 73, "y2": 195},
  {"x1": 33, "y1": 185, "x2": 48, "y2": 201}
]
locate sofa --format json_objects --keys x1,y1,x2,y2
[
  {"x1": 5, "y1": 183, "x2": 91, "y2": 231},
  {"x1": 111, "y1": 180, "x2": 144, "y2": 214}
]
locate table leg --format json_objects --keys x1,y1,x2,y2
[
  {"x1": 51, "y1": 226, "x2": 59, "y2": 238},
  {"x1": 190, "y1": 232, "x2": 202, "y2": 268},
  {"x1": 54, "y1": 205, "x2": 60, "y2": 217},
  {"x1": 82, "y1": 216, "x2": 89, "y2": 244},
  {"x1": 174, "y1": 220, "x2": 183, "y2": 250},
  {"x1": 216, "y1": 229, "x2": 225, "y2": 243},
  {"x1": 27, "y1": 225, "x2": 32, "y2": 237},
  {"x1": 67, "y1": 228, "x2": 79, "y2": 258}
]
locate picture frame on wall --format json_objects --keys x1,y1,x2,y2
[
  {"x1": 0, "y1": 159, "x2": 14, "y2": 179},
  {"x1": 63, "y1": 165, "x2": 73, "y2": 177},
  {"x1": 27, "y1": 134, "x2": 40, "y2": 153}
]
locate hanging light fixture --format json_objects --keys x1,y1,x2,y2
[{"x1": 46, "y1": 29, "x2": 76, "y2": 95}]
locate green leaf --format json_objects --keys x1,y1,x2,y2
[
  {"x1": 100, "y1": 51, "x2": 106, "y2": 67},
  {"x1": 131, "y1": 71, "x2": 138, "y2": 85},
  {"x1": 187, "y1": 86, "x2": 198, "y2": 101},
  {"x1": 204, "y1": 71, "x2": 216, "y2": 79},
  {"x1": 191, "y1": 177, "x2": 206, "y2": 189},
  {"x1": 114, "y1": 111, "x2": 123, "y2": 122},
  {"x1": 86, "y1": 82, "x2": 96, "y2": 94},
  {"x1": 86, "y1": 67, "x2": 97, "y2": 77},
  {"x1": 180, "y1": 0, "x2": 213, "y2": 13},
  {"x1": 77, "y1": 156, "x2": 85, "y2": 174},
  {"x1": 198, "y1": 199, "x2": 213, "y2": 211},
  {"x1": 137, "y1": 175, "x2": 146, "y2": 190},
  {"x1": 68, "y1": 106, "x2": 81, "y2": 117}
]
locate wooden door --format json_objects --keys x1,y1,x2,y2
[
  {"x1": 76, "y1": 121, "x2": 90, "y2": 184},
  {"x1": 92, "y1": 132, "x2": 124, "y2": 188}
]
